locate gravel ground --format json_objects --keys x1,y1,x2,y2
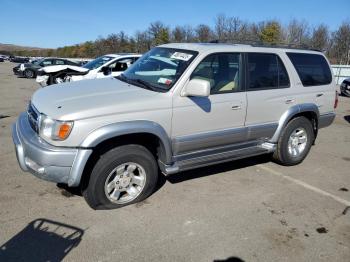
[{"x1": 0, "y1": 61, "x2": 349, "y2": 262}]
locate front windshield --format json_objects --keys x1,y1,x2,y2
[
  {"x1": 83, "y1": 55, "x2": 114, "y2": 70},
  {"x1": 32, "y1": 59, "x2": 43, "y2": 65},
  {"x1": 121, "y1": 47, "x2": 198, "y2": 91}
]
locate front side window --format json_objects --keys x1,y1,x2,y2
[
  {"x1": 248, "y1": 53, "x2": 290, "y2": 90},
  {"x1": 287, "y1": 53, "x2": 332, "y2": 86},
  {"x1": 191, "y1": 53, "x2": 241, "y2": 94},
  {"x1": 108, "y1": 58, "x2": 134, "y2": 72},
  {"x1": 121, "y1": 48, "x2": 198, "y2": 92}
]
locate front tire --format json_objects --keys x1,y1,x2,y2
[
  {"x1": 273, "y1": 116, "x2": 314, "y2": 166},
  {"x1": 341, "y1": 85, "x2": 350, "y2": 97},
  {"x1": 83, "y1": 145, "x2": 159, "y2": 210},
  {"x1": 24, "y1": 69, "x2": 34, "y2": 78}
]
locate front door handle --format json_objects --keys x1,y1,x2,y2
[
  {"x1": 316, "y1": 93, "x2": 324, "y2": 97},
  {"x1": 231, "y1": 105, "x2": 241, "y2": 110},
  {"x1": 285, "y1": 99, "x2": 295, "y2": 104}
]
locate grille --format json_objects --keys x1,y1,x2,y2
[{"x1": 27, "y1": 103, "x2": 40, "y2": 133}]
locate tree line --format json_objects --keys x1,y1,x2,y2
[{"x1": 10, "y1": 15, "x2": 350, "y2": 64}]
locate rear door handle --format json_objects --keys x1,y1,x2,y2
[
  {"x1": 285, "y1": 99, "x2": 295, "y2": 104},
  {"x1": 316, "y1": 93, "x2": 324, "y2": 97}
]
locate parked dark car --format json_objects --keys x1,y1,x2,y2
[
  {"x1": 10, "y1": 56, "x2": 30, "y2": 63},
  {"x1": 340, "y1": 78, "x2": 350, "y2": 97},
  {"x1": 13, "y1": 58, "x2": 80, "y2": 78}
]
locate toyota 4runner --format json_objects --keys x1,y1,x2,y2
[{"x1": 12, "y1": 43, "x2": 337, "y2": 209}]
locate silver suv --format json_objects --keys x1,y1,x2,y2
[{"x1": 12, "y1": 43, "x2": 337, "y2": 209}]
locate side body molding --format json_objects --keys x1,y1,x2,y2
[
  {"x1": 80, "y1": 120, "x2": 173, "y2": 164},
  {"x1": 269, "y1": 103, "x2": 320, "y2": 143}
]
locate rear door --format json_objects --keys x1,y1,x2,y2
[{"x1": 245, "y1": 53, "x2": 292, "y2": 140}]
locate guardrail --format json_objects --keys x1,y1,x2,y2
[{"x1": 332, "y1": 65, "x2": 350, "y2": 85}]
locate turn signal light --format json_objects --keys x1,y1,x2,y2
[{"x1": 58, "y1": 123, "x2": 73, "y2": 140}]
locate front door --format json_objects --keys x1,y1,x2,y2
[{"x1": 172, "y1": 53, "x2": 247, "y2": 155}]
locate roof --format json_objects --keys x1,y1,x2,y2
[
  {"x1": 159, "y1": 43, "x2": 322, "y2": 55},
  {"x1": 105, "y1": 53, "x2": 142, "y2": 58}
]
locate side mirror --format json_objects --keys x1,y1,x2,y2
[
  {"x1": 182, "y1": 79, "x2": 210, "y2": 97},
  {"x1": 101, "y1": 66, "x2": 111, "y2": 76}
]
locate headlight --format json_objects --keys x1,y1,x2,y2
[{"x1": 39, "y1": 115, "x2": 74, "y2": 141}]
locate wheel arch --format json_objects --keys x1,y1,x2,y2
[
  {"x1": 270, "y1": 103, "x2": 319, "y2": 143},
  {"x1": 80, "y1": 120, "x2": 173, "y2": 165}
]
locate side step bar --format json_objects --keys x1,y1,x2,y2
[{"x1": 161, "y1": 142, "x2": 276, "y2": 175}]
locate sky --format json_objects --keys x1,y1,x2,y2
[{"x1": 0, "y1": 0, "x2": 349, "y2": 48}]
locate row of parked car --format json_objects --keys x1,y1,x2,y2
[
  {"x1": 12, "y1": 54, "x2": 141, "y2": 86},
  {"x1": 0, "y1": 55, "x2": 31, "y2": 63}
]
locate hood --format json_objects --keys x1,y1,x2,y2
[
  {"x1": 41, "y1": 65, "x2": 88, "y2": 73},
  {"x1": 31, "y1": 78, "x2": 167, "y2": 121}
]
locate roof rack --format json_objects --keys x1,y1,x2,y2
[{"x1": 208, "y1": 39, "x2": 322, "y2": 52}]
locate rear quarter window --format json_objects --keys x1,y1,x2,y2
[{"x1": 287, "y1": 53, "x2": 332, "y2": 86}]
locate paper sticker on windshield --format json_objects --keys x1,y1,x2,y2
[
  {"x1": 170, "y1": 52, "x2": 193, "y2": 61},
  {"x1": 158, "y1": 77, "x2": 172, "y2": 85}
]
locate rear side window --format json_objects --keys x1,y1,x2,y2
[
  {"x1": 247, "y1": 53, "x2": 290, "y2": 90},
  {"x1": 287, "y1": 53, "x2": 332, "y2": 86},
  {"x1": 55, "y1": 59, "x2": 65, "y2": 65}
]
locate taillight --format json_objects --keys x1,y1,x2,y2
[{"x1": 334, "y1": 91, "x2": 339, "y2": 109}]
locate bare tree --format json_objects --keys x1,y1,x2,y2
[
  {"x1": 215, "y1": 14, "x2": 227, "y2": 40},
  {"x1": 329, "y1": 21, "x2": 350, "y2": 64},
  {"x1": 310, "y1": 24, "x2": 330, "y2": 51},
  {"x1": 285, "y1": 19, "x2": 310, "y2": 45},
  {"x1": 226, "y1": 17, "x2": 242, "y2": 40},
  {"x1": 134, "y1": 30, "x2": 151, "y2": 53},
  {"x1": 195, "y1": 24, "x2": 213, "y2": 42},
  {"x1": 172, "y1": 26, "x2": 186, "y2": 42}
]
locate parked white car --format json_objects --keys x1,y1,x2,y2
[{"x1": 36, "y1": 53, "x2": 141, "y2": 86}]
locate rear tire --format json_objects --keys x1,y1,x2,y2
[
  {"x1": 83, "y1": 145, "x2": 158, "y2": 210},
  {"x1": 273, "y1": 116, "x2": 314, "y2": 166}
]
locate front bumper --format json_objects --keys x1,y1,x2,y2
[
  {"x1": 340, "y1": 82, "x2": 349, "y2": 92},
  {"x1": 13, "y1": 67, "x2": 24, "y2": 76},
  {"x1": 12, "y1": 113, "x2": 92, "y2": 186},
  {"x1": 36, "y1": 75, "x2": 49, "y2": 87}
]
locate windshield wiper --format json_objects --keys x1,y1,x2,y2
[
  {"x1": 115, "y1": 74, "x2": 135, "y2": 85},
  {"x1": 134, "y1": 79, "x2": 158, "y2": 91},
  {"x1": 116, "y1": 75, "x2": 157, "y2": 91}
]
